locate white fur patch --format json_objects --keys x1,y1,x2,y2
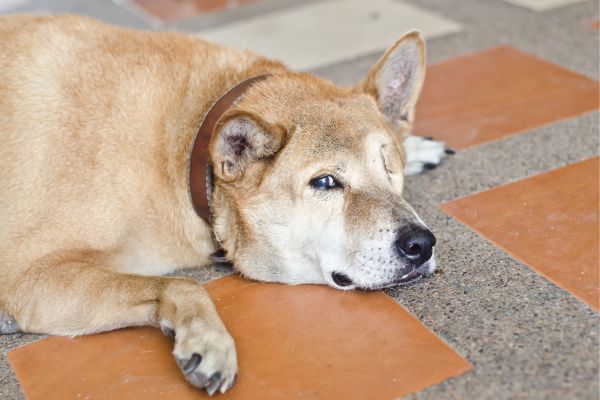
[{"x1": 403, "y1": 135, "x2": 448, "y2": 176}]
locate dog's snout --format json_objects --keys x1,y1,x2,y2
[{"x1": 395, "y1": 227, "x2": 436, "y2": 264}]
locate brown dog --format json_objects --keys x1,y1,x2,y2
[{"x1": 0, "y1": 15, "x2": 449, "y2": 394}]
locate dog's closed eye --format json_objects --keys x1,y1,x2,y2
[{"x1": 380, "y1": 144, "x2": 401, "y2": 175}]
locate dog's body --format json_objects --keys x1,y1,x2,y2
[{"x1": 0, "y1": 15, "x2": 447, "y2": 394}]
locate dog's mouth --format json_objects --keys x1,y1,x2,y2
[
  {"x1": 331, "y1": 268, "x2": 430, "y2": 290},
  {"x1": 387, "y1": 257, "x2": 437, "y2": 288},
  {"x1": 397, "y1": 270, "x2": 423, "y2": 284},
  {"x1": 370, "y1": 270, "x2": 426, "y2": 290}
]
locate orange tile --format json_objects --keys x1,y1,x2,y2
[
  {"x1": 414, "y1": 46, "x2": 600, "y2": 149},
  {"x1": 441, "y1": 157, "x2": 599, "y2": 310},
  {"x1": 8, "y1": 275, "x2": 471, "y2": 400},
  {"x1": 130, "y1": 0, "x2": 260, "y2": 22},
  {"x1": 591, "y1": 21, "x2": 600, "y2": 29}
]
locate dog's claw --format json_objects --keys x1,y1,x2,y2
[
  {"x1": 173, "y1": 323, "x2": 237, "y2": 394},
  {"x1": 445, "y1": 148, "x2": 456, "y2": 155},
  {"x1": 182, "y1": 353, "x2": 202, "y2": 375},
  {"x1": 206, "y1": 372, "x2": 222, "y2": 395},
  {"x1": 228, "y1": 373, "x2": 238, "y2": 391},
  {"x1": 423, "y1": 162, "x2": 438, "y2": 170},
  {"x1": 160, "y1": 325, "x2": 175, "y2": 339}
]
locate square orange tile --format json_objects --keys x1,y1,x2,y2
[
  {"x1": 8, "y1": 275, "x2": 471, "y2": 399},
  {"x1": 127, "y1": 0, "x2": 260, "y2": 22},
  {"x1": 441, "y1": 157, "x2": 599, "y2": 310},
  {"x1": 414, "y1": 46, "x2": 600, "y2": 149}
]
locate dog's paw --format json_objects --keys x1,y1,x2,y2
[
  {"x1": 172, "y1": 319, "x2": 238, "y2": 395},
  {"x1": 403, "y1": 135, "x2": 454, "y2": 176}
]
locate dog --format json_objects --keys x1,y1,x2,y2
[{"x1": 0, "y1": 15, "x2": 449, "y2": 395}]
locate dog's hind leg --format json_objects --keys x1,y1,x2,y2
[
  {"x1": 403, "y1": 135, "x2": 454, "y2": 175},
  {"x1": 0, "y1": 251, "x2": 237, "y2": 395}
]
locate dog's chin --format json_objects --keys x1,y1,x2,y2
[{"x1": 331, "y1": 257, "x2": 437, "y2": 291}]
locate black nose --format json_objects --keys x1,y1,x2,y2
[{"x1": 395, "y1": 227, "x2": 436, "y2": 265}]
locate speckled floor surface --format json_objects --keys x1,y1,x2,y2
[{"x1": 1, "y1": 0, "x2": 599, "y2": 399}]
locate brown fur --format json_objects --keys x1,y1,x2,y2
[{"x1": 0, "y1": 15, "x2": 430, "y2": 394}]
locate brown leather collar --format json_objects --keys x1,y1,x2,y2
[{"x1": 189, "y1": 75, "x2": 270, "y2": 221}]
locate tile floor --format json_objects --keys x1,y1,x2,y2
[
  {"x1": 0, "y1": 1, "x2": 599, "y2": 399},
  {"x1": 0, "y1": 0, "x2": 28, "y2": 12},
  {"x1": 9, "y1": 276, "x2": 471, "y2": 400},
  {"x1": 413, "y1": 46, "x2": 599, "y2": 149},
  {"x1": 197, "y1": 0, "x2": 462, "y2": 70},
  {"x1": 127, "y1": 0, "x2": 260, "y2": 22},
  {"x1": 441, "y1": 157, "x2": 599, "y2": 311},
  {"x1": 500, "y1": 0, "x2": 588, "y2": 11}
]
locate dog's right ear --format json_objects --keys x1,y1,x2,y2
[{"x1": 209, "y1": 112, "x2": 285, "y2": 182}]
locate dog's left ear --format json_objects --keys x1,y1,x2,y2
[
  {"x1": 210, "y1": 111, "x2": 286, "y2": 182},
  {"x1": 358, "y1": 31, "x2": 426, "y2": 132}
]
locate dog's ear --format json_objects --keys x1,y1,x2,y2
[
  {"x1": 210, "y1": 111, "x2": 285, "y2": 181},
  {"x1": 358, "y1": 31, "x2": 425, "y2": 132}
]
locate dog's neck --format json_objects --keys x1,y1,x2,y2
[{"x1": 188, "y1": 75, "x2": 270, "y2": 222}]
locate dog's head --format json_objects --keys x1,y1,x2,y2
[{"x1": 209, "y1": 32, "x2": 436, "y2": 290}]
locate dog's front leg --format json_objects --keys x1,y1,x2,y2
[{"x1": 1, "y1": 257, "x2": 237, "y2": 395}]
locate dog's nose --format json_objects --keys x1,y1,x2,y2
[{"x1": 395, "y1": 227, "x2": 436, "y2": 265}]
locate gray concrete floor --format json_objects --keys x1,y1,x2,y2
[{"x1": 1, "y1": 0, "x2": 599, "y2": 399}]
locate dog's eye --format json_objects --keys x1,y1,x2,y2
[{"x1": 309, "y1": 175, "x2": 342, "y2": 190}]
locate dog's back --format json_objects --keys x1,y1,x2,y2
[{"x1": 0, "y1": 15, "x2": 220, "y2": 268}]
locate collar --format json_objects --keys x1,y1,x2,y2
[{"x1": 188, "y1": 74, "x2": 270, "y2": 221}]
